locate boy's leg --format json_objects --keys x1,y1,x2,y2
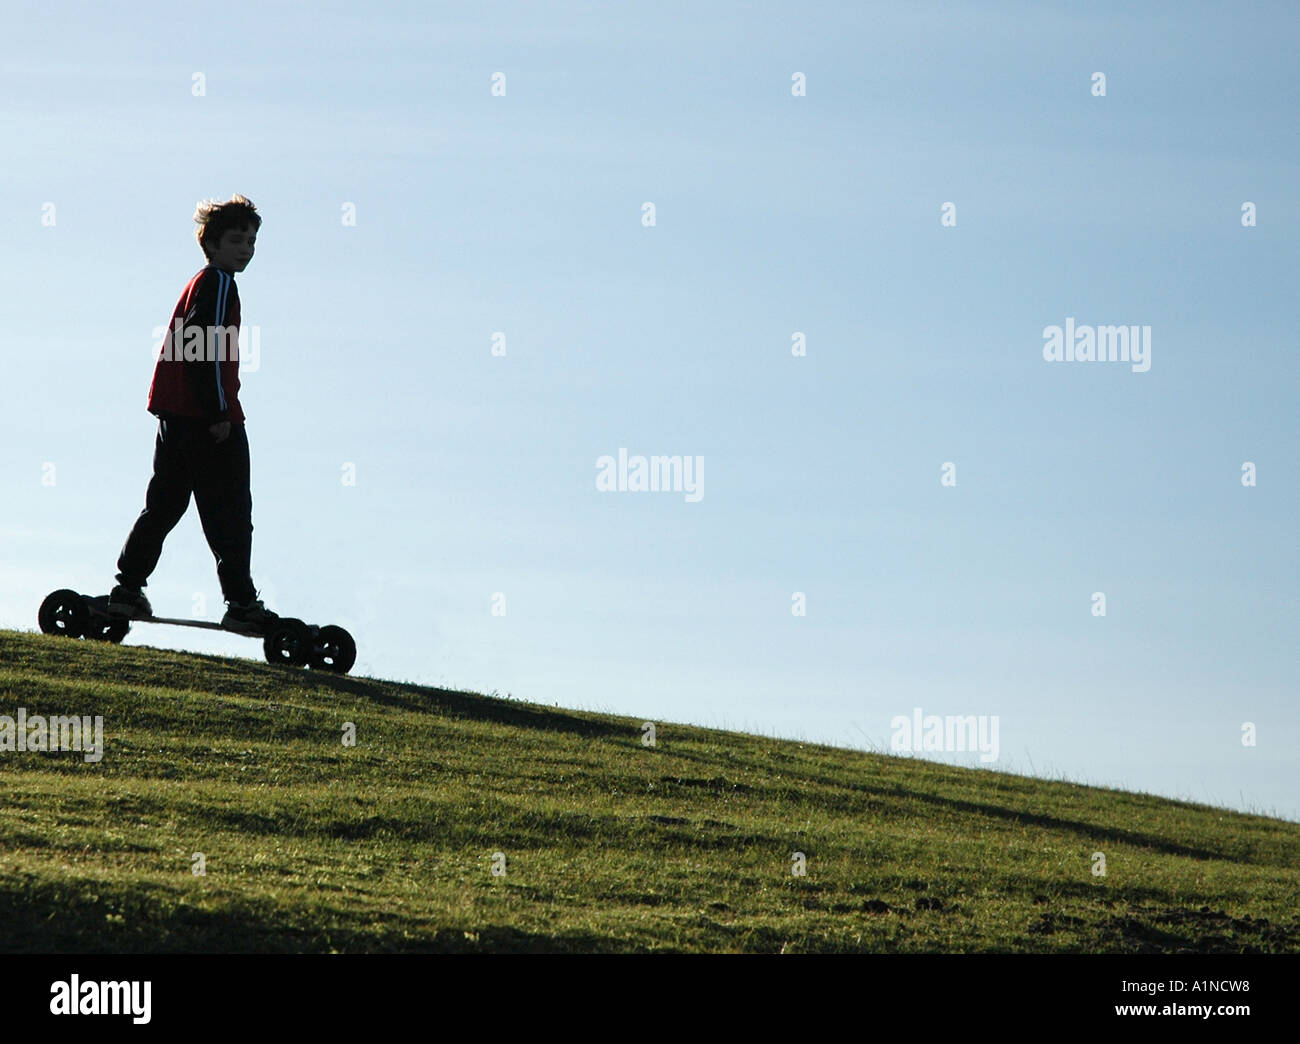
[
  {"x1": 115, "y1": 418, "x2": 195, "y2": 590},
  {"x1": 190, "y1": 422, "x2": 257, "y2": 606}
]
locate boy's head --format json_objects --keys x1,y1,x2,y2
[{"x1": 194, "y1": 194, "x2": 260, "y2": 273}]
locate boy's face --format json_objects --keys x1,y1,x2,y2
[{"x1": 206, "y1": 225, "x2": 256, "y2": 273}]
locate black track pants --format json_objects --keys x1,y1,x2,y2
[{"x1": 115, "y1": 417, "x2": 256, "y2": 605}]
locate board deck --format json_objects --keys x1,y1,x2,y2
[
  {"x1": 39, "y1": 589, "x2": 356, "y2": 674},
  {"x1": 85, "y1": 599, "x2": 263, "y2": 636},
  {"x1": 138, "y1": 616, "x2": 229, "y2": 631}
]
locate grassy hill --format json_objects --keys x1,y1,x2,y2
[{"x1": 0, "y1": 628, "x2": 1297, "y2": 953}]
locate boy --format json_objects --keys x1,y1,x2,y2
[{"x1": 107, "y1": 195, "x2": 277, "y2": 636}]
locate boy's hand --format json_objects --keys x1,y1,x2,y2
[{"x1": 209, "y1": 421, "x2": 231, "y2": 443}]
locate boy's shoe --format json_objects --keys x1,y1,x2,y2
[
  {"x1": 108, "y1": 585, "x2": 152, "y2": 619},
  {"x1": 221, "y1": 596, "x2": 279, "y2": 635}
]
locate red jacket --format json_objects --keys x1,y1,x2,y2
[{"x1": 147, "y1": 265, "x2": 245, "y2": 424}]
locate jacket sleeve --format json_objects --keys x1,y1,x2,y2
[{"x1": 181, "y1": 269, "x2": 232, "y2": 424}]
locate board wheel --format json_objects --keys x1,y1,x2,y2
[
  {"x1": 38, "y1": 589, "x2": 89, "y2": 639},
  {"x1": 263, "y1": 617, "x2": 313, "y2": 667},
  {"x1": 85, "y1": 615, "x2": 131, "y2": 643},
  {"x1": 310, "y1": 625, "x2": 356, "y2": 674}
]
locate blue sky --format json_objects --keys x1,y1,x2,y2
[{"x1": 2, "y1": 1, "x2": 1297, "y2": 819}]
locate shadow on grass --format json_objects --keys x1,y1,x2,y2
[
  {"x1": 0, "y1": 882, "x2": 643, "y2": 954},
  {"x1": 10, "y1": 633, "x2": 632, "y2": 743},
  {"x1": 899, "y1": 787, "x2": 1235, "y2": 863},
  {"x1": 619, "y1": 746, "x2": 1255, "y2": 865},
  {"x1": 297, "y1": 669, "x2": 634, "y2": 742}
]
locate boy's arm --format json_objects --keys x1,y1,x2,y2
[{"x1": 181, "y1": 269, "x2": 232, "y2": 424}]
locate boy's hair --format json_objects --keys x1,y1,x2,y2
[{"x1": 194, "y1": 195, "x2": 261, "y2": 258}]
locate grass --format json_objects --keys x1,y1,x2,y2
[{"x1": 0, "y1": 628, "x2": 1297, "y2": 953}]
